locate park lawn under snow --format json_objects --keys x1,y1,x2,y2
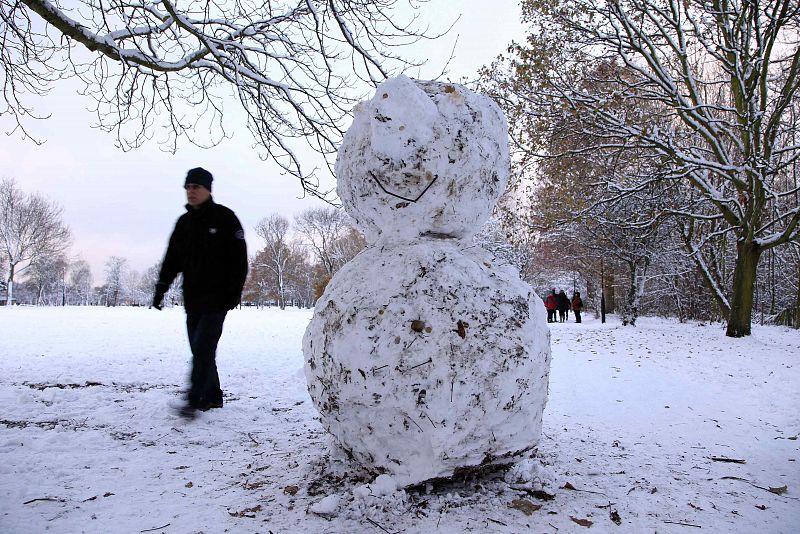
[{"x1": 0, "y1": 306, "x2": 797, "y2": 533}]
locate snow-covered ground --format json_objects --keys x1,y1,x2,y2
[{"x1": 0, "y1": 306, "x2": 797, "y2": 533}]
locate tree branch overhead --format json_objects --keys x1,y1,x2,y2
[{"x1": 2, "y1": 0, "x2": 438, "y2": 200}]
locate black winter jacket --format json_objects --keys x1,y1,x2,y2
[
  {"x1": 157, "y1": 198, "x2": 248, "y2": 312},
  {"x1": 556, "y1": 292, "x2": 570, "y2": 312}
]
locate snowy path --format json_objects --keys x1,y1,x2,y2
[
  {"x1": 542, "y1": 318, "x2": 799, "y2": 532},
  {"x1": 0, "y1": 307, "x2": 797, "y2": 533}
]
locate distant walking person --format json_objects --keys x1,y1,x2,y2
[
  {"x1": 571, "y1": 292, "x2": 584, "y2": 323},
  {"x1": 151, "y1": 167, "x2": 248, "y2": 419},
  {"x1": 544, "y1": 289, "x2": 557, "y2": 323},
  {"x1": 556, "y1": 290, "x2": 570, "y2": 323}
]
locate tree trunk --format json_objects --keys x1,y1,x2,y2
[
  {"x1": 795, "y1": 259, "x2": 800, "y2": 329},
  {"x1": 726, "y1": 241, "x2": 762, "y2": 337},
  {"x1": 6, "y1": 263, "x2": 15, "y2": 305},
  {"x1": 606, "y1": 273, "x2": 616, "y2": 313},
  {"x1": 621, "y1": 262, "x2": 639, "y2": 326}
]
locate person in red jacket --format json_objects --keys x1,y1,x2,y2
[
  {"x1": 571, "y1": 291, "x2": 584, "y2": 323},
  {"x1": 544, "y1": 289, "x2": 557, "y2": 323}
]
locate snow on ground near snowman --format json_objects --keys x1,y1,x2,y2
[{"x1": 0, "y1": 306, "x2": 797, "y2": 533}]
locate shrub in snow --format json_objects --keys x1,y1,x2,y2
[{"x1": 304, "y1": 76, "x2": 551, "y2": 486}]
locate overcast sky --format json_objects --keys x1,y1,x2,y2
[{"x1": 0, "y1": 1, "x2": 527, "y2": 283}]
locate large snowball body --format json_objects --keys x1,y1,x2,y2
[
  {"x1": 303, "y1": 242, "x2": 551, "y2": 486},
  {"x1": 335, "y1": 75, "x2": 509, "y2": 243}
]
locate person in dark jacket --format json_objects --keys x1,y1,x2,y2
[
  {"x1": 571, "y1": 291, "x2": 584, "y2": 323},
  {"x1": 556, "y1": 290, "x2": 570, "y2": 323},
  {"x1": 152, "y1": 167, "x2": 248, "y2": 418}
]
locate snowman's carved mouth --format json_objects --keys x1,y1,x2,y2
[{"x1": 368, "y1": 170, "x2": 438, "y2": 204}]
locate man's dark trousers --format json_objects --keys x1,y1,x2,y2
[{"x1": 186, "y1": 311, "x2": 227, "y2": 408}]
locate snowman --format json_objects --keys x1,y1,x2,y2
[{"x1": 303, "y1": 75, "x2": 550, "y2": 487}]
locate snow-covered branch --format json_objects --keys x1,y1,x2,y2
[{"x1": 2, "y1": 0, "x2": 440, "y2": 199}]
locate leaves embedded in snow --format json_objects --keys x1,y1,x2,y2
[
  {"x1": 610, "y1": 509, "x2": 622, "y2": 525},
  {"x1": 768, "y1": 485, "x2": 788, "y2": 495},
  {"x1": 509, "y1": 499, "x2": 542, "y2": 516},
  {"x1": 570, "y1": 516, "x2": 593, "y2": 527},
  {"x1": 227, "y1": 505, "x2": 262, "y2": 518}
]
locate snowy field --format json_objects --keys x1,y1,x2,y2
[{"x1": 0, "y1": 306, "x2": 798, "y2": 533}]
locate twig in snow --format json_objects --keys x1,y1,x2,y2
[
  {"x1": 663, "y1": 520, "x2": 701, "y2": 528},
  {"x1": 563, "y1": 482, "x2": 607, "y2": 496},
  {"x1": 720, "y1": 477, "x2": 797, "y2": 498},
  {"x1": 366, "y1": 516, "x2": 395, "y2": 533},
  {"x1": 368, "y1": 170, "x2": 438, "y2": 204},
  {"x1": 140, "y1": 524, "x2": 171, "y2": 532},
  {"x1": 711, "y1": 456, "x2": 746, "y2": 464},
  {"x1": 404, "y1": 414, "x2": 424, "y2": 432},
  {"x1": 23, "y1": 497, "x2": 65, "y2": 505},
  {"x1": 248, "y1": 433, "x2": 260, "y2": 446},
  {"x1": 424, "y1": 413, "x2": 437, "y2": 428},
  {"x1": 401, "y1": 358, "x2": 432, "y2": 374},
  {"x1": 487, "y1": 517, "x2": 508, "y2": 526},
  {"x1": 372, "y1": 364, "x2": 389, "y2": 375}
]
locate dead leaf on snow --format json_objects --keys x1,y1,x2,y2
[
  {"x1": 509, "y1": 499, "x2": 542, "y2": 516},
  {"x1": 284, "y1": 485, "x2": 299, "y2": 496},
  {"x1": 768, "y1": 485, "x2": 788, "y2": 495},
  {"x1": 570, "y1": 516, "x2": 593, "y2": 527},
  {"x1": 610, "y1": 510, "x2": 621, "y2": 525},
  {"x1": 184, "y1": 482, "x2": 193, "y2": 488},
  {"x1": 527, "y1": 489, "x2": 555, "y2": 501},
  {"x1": 562, "y1": 482, "x2": 577, "y2": 490},
  {"x1": 454, "y1": 320, "x2": 467, "y2": 339},
  {"x1": 228, "y1": 504, "x2": 262, "y2": 518}
]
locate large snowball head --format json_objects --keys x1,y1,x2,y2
[{"x1": 335, "y1": 75, "x2": 510, "y2": 244}]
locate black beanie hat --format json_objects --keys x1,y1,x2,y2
[{"x1": 185, "y1": 167, "x2": 213, "y2": 191}]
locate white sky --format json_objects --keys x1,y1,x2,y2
[{"x1": 0, "y1": 1, "x2": 527, "y2": 283}]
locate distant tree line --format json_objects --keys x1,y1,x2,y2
[
  {"x1": 1, "y1": 178, "x2": 364, "y2": 310},
  {"x1": 243, "y1": 208, "x2": 366, "y2": 309},
  {"x1": 3, "y1": 172, "x2": 798, "y2": 334}
]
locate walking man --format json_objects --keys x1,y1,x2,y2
[{"x1": 152, "y1": 167, "x2": 248, "y2": 418}]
